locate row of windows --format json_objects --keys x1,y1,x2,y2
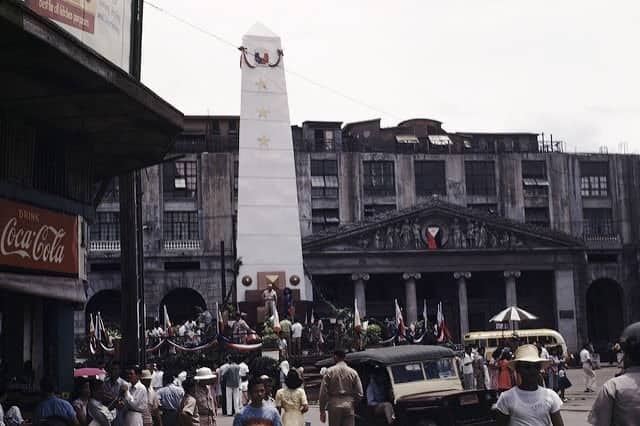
[
  {"x1": 148, "y1": 158, "x2": 609, "y2": 202},
  {"x1": 91, "y1": 211, "x2": 200, "y2": 241},
  {"x1": 92, "y1": 206, "x2": 617, "y2": 240}
]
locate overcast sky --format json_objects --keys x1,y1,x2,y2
[{"x1": 141, "y1": 0, "x2": 640, "y2": 153}]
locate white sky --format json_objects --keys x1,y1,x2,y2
[{"x1": 141, "y1": 0, "x2": 640, "y2": 153}]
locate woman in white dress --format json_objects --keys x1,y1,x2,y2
[{"x1": 275, "y1": 370, "x2": 308, "y2": 426}]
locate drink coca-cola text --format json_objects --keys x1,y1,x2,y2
[{"x1": 1, "y1": 217, "x2": 66, "y2": 264}]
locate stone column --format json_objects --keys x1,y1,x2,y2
[
  {"x1": 351, "y1": 273, "x2": 370, "y2": 317},
  {"x1": 504, "y1": 270, "x2": 521, "y2": 307},
  {"x1": 402, "y1": 273, "x2": 422, "y2": 325},
  {"x1": 454, "y1": 272, "x2": 472, "y2": 338}
]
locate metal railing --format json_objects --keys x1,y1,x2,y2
[
  {"x1": 583, "y1": 234, "x2": 621, "y2": 249},
  {"x1": 163, "y1": 240, "x2": 201, "y2": 250},
  {"x1": 89, "y1": 240, "x2": 121, "y2": 252}
]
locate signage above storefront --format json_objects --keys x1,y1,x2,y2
[
  {"x1": 0, "y1": 198, "x2": 78, "y2": 275},
  {"x1": 23, "y1": 0, "x2": 132, "y2": 71}
]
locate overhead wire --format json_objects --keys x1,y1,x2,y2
[{"x1": 143, "y1": 0, "x2": 402, "y2": 121}]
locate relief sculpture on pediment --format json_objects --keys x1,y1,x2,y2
[{"x1": 354, "y1": 215, "x2": 525, "y2": 251}]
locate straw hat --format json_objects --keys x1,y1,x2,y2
[
  {"x1": 509, "y1": 344, "x2": 552, "y2": 369},
  {"x1": 194, "y1": 367, "x2": 216, "y2": 381},
  {"x1": 141, "y1": 369, "x2": 153, "y2": 380}
]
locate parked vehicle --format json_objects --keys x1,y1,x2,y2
[
  {"x1": 463, "y1": 328, "x2": 568, "y2": 360},
  {"x1": 318, "y1": 345, "x2": 497, "y2": 426}
]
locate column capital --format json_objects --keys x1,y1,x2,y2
[
  {"x1": 402, "y1": 272, "x2": 422, "y2": 281},
  {"x1": 504, "y1": 270, "x2": 522, "y2": 279},
  {"x1": 351, "y1": 272, "x2": 370, "y2": 282},
  {"x1": 453, "y1": 272, "x2": 472, "y2": 280}
]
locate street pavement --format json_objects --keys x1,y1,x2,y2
[{"x1": 215, "y1": 366, "x2": 618, "y2": 426}]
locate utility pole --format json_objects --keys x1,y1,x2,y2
[{"x1": 119, "y1": 0, "x2": 145, "y2": 367}]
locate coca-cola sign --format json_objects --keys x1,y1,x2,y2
[{"x1": 0, "y1": 198, "x2": 78, "y2": 275}]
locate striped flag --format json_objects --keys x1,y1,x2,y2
[
  {"x1": 395, "y1": 299, "x2": 406, "y2": 337},
  {"x1": 163, "y1": 305, "x2": 172, "y2": 331},
  {"x1": 354, "y1": 298, "x2": 362, "y2": 332}
]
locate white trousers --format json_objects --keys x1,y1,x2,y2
[
  {"x1": 583, "y1": 363, "x2": 596, "y2": 391},
  {"x1": 226, "y1": 386, "x2": 241, "y2": 415}
]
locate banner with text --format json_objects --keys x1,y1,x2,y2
[
  {"x1": 24, "y1": 0, "x2": 132, "y2": 71},
  {"x1": 0, "y1": 198, "x2": 79, "y2": 275}
]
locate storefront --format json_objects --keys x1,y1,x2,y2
[
  {"x1": 0, "y1": 0, "x2": 183, "y2": 391},
  {"x1": 0, "y1": 198, "x2": 85, "y2": 391}
]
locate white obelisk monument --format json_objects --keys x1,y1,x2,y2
[{"x1": 236, "y1": 23, "x2": 310, "y2": 310}]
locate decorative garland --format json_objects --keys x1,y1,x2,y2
[
  {"x1": 88, "y1": 334, "x2": 263, "y2": 355},
  {"x1": 238, "y1": 47, "x2": 283, "y2": 69}
]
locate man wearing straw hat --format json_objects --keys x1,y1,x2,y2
[
  {"x1": 194, "y1": 367, "x2": 217, "y2": 426},
  {"x1": 495, "y1": 344, "x2": 564, "y2": 426}
]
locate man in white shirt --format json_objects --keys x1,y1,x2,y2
[
  {"x1": 291, "y1": 321, "x2": 303, "y2": 357},
  {"x1": 122, "y1": 367, "x2": 149, "y2": 426},
  {"x1": 461, "y1": 346, "x2": 475, "y2": 390},
  {"x1": 581, "y1": 343, "x2": 597, "y2": 393}
]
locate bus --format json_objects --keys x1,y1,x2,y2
[{"x1": 463, "y1": 328, "x2": 568, "y2": 360}]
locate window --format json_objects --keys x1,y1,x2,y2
[
  {"x1": 314, "y1": 129, "x2": 335, "y2": 152},
  {"x1": 90, "y1": 212, "x2": 120, "y2": 241},
  {"x1": 583, "y1": 208, "x2": 614, "y2": 237},
  {"x1": 101, "y1": 177, "x2": 119, "y2": 202},
  {"x1": 311, "y1": 160, "x2": 338, "y2": 198},
  {"x1": 522, "y1": 161, "x2": 549, "y2": 197},
  {"x1": 390, "y1": 363, "x2": 424, "y2": 384},
  {"x1": 364, "y1": 204, "x2": 396, "y2": 218},
  {"x1": 423, "y1": 359, "x2": 456, "y2": 380},
  {"x1": 525, "y1": 207, "x2": 550, "y2": 228},
  {"x1": 163, "y1": 211, "x2": 199, "y2": 240},
  {"x1": 522, "y1": 161, "x2": 546, "y2": 179},
  {"x1": 580, "y1": 161, "x2": 609, "y2": 197},
  {"x1": 228, "y1": 119, "x2": 239, "y2": 135},
  {"x1": 163, "y1": 161, "x2": 197, "y2": 199},
  {"x1": 363, "y1": 161, "x2": 395, "y2": 196},
  {"x1": 415, "y1": 160, "x2": 446, "y2": 196},
  {"x1": 465, "y1": 161, "x2": 495, "y2": 196},
  {"x1": 311, "y1": 209, "x2": 340, "y2": 233},
  {"x1": 395, "y1": 135, "x2": 419, "y2": 144}
]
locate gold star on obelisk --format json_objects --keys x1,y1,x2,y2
[
  {"x1": 257, "y1": 108, "x2": 269, "y2": 119},
  {"x1": 255, "y1": 79, "x2": 268, "y2": 90},
  {"x1": 257, "y1": 136, "x2": 270, "y2": 147}
]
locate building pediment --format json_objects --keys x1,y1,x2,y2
[{"x1": 303, "y1": 198, "x2": 584, "y2": 253}]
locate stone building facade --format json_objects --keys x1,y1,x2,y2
[{"x1": 84, "y1": 115, "x2": 640, "y2": 353}]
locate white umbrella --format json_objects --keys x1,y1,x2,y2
[{"x1": 490, "y1": 306, "x2": 538, "y2": 323}]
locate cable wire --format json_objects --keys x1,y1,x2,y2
[{"x1": 143, "y1": 0, "x2": 402, "y2": 120}]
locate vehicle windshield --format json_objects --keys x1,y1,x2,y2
[
  {"x1": 390, "y1": 358, "x2": 457, "y2": 384},
  {"x1": 424, "y1": 358, "x2": 456, "y2": 380}
]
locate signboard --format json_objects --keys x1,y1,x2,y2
[
  {"x1": 24, "y1": 0, "x2": 132, "y2": 71},
  {"x1": 0, "y1": 198, "x2": 78, "y2": 275}
]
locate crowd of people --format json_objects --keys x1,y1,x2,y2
[
  {"x1": 456, "y1": 340, "x2": 572, "y2": 401},
  {"x1": 0, "y1": 356, "x2": 311, "y2": 426}
]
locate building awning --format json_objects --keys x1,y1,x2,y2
[
  {"x1": 0, "y1": 1, "x2": 184, "y2": 181},
  {"x1": 0, "y1": 272, "x2": 86, "y2": 303}
]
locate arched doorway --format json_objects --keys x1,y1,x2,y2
[
  {"x1": 587, "y1": 279, "x2": 624, "y2": 349},
  {"x1": 160, "y1": 288, "x2": 206, "y2": 326},
  {"x1": 86, "y1": 290, "x2": 121, "y2": 332}
]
